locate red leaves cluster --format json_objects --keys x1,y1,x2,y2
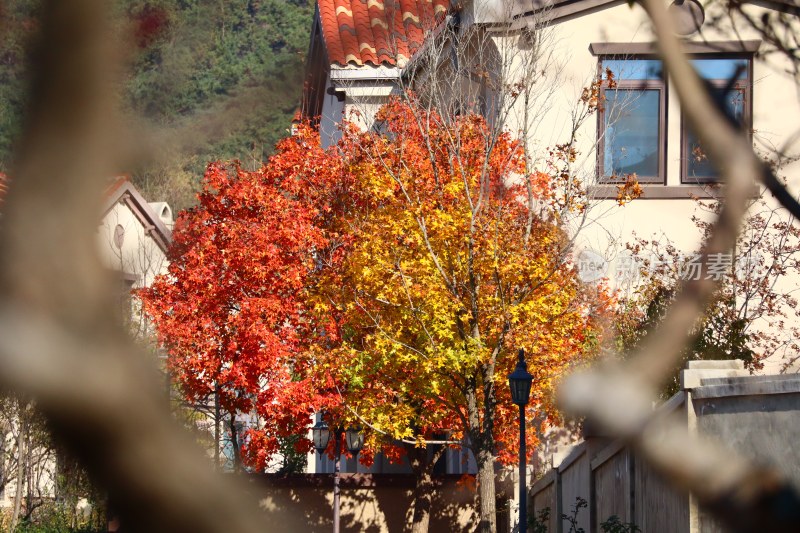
[
  {"x1": 132, "y1": 5, "x2": 170, "y2": 48},
  {"x1": 141, "y1": 99, "x2": 612, "y2": 471},
  {"x1": 139, "y1": 126, "x2": 340, "y2": 469}
]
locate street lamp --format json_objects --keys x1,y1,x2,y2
[
  {"x1": 312, "y1": 419, "x2": 331, "y2": 456},
  {"x1": 311, "y1": 419, "x2": 364, "y2": 533},
  {"x1": 508, "y1": 348, "x2": 533, "y2": 533},
  {"x1": 345, "y1": 427, "x2": 364, "y2": 455}
]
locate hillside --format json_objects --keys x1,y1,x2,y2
[{"x1": 0, "y1": 0, "x2": 315, "y2": 210}]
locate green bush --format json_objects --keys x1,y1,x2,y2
[
  {"x1": 9, "y1": 501, "x2": 103, "y2": 533},
  {"x1": 530, "y1": 497, "x2": 640, "y2": 533}
]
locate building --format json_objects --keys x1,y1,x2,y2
[
  {"x1": 302, "y1": 0, "x2": 800, "y2": 529},
  {"x1": 0, "y1": 176, "x2": 172, "y2": 515},
  {"x1": 302, "y1": 0, "x2": 800, "y2": 369},
  {"x1": 99, "y1": 177, "x2": 173, "y2": 333},
  {"x1": 303, "y1": 0, "x2": 799, "y2": 264}
]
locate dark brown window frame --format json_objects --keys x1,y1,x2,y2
[
  {"x1": 596, "y1": 56, "x2": 668, "y2": 185},
  {"x1": 591, "y1": 42, "x2": 761, "y2": 193},
  {"x1": 680, "y1": 54, "x2": 754, "y2": 184}
]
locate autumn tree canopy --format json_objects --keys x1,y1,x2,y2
[
  {"x1": 313, "y1": 99, "x2": 603, "y2": 451},
  {"x1": 139, "y1": 129, "x2": 339, "y2": 468},
  {"x1": 305, "y1": 98, "x2": 612, "y2": 530},
  {"x1": 141, "y1": 98, "x2": 611, "y2": 531}
]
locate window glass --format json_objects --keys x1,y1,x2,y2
[
  {"x1": 603, "y1": 89, "x2": 661, "y2": 179},
  {"x1": 691, "y1": 58, "x2": 748, "y2": 80},
  {"x1": 686, "y1": 88, "x2": 745, "y2": 179},
  {"x1": 602, "y1": 59, "x2": 663, "y2": 80}
]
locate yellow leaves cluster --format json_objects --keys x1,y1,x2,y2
[
  {"x1": 309, "y1": 98, "x2": 611, "y2": 458},
  {"x1": 615, "y1": 173, "x2": 644, "y2": 206}
]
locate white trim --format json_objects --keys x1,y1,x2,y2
[{"x1": 330, "y1": 65, "x2": 401, "y2": 81}]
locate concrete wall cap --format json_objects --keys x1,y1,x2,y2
[
  {"x1": 693, "y1": 374, "x2": 800, "y2": 399},
  {"x1": 700, "y1": 373, "x2": 800, "y2": 387},
  {"x1": 681, "y1": 368, "x2": 748, "y2": 389},
  {"x1": 686, "y1": 360, "x2": 745, "y2": 370}
]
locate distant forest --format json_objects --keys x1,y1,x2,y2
[{"x1": 0, "y1": 0, "x2": 314, "y2": 209}]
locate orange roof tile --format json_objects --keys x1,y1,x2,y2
[
  {"x1": 104, "y1": 175, "x2": 129, "y2": 199},
  {"x1": 318, "y1": 0, "x2": 450, "y2": 67}
]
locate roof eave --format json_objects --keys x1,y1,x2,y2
[
  {"x1": 329, "y1": 64, "x2": 402, "y2": 81},
  {"x1": 102, "y1": 181, "x2": 173, "y2": 253}
]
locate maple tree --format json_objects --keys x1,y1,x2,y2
[
  {"x1": 139, "y1": 128, "x2": 338, "y2": 470},
  {"x1": 308, "y1": 98, "x2": 612, "y2": 532},
  {"x1": 140, "y1": 100, "x2": 611, "y2": 531}
]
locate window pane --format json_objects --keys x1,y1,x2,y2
[
  {"x1": 691, "y1": 58, "x2": 748, "y2": 80},
  {"x1": 602, "y1": 59, "x2": 663, "y2": 80},
  {"x1": 603, "y1": 89, "x2": 661, "y2": 179},
  {"x1": 686, "y1": 88, "x2": 745, "y2": 179}
]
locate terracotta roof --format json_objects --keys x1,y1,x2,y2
[
  {"x1": 318, "y1": 0, "x2": 450, "y2": 66},
  {"x1": 104, "y1": 175, "x2": 129, "y2": 199}
]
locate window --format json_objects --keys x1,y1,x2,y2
[
  {"x1": 597, "y1": 52, "x2": 754, "y2": 188},
  {"x1": 598, "y1": 58, "x2": 666, "y2": 184},
  {"x1": 682, "y1": 58, "x2": 751, "y2": 183},
  {"x1": 590, "y1": 42, "x2": 761, "y2": 196}
]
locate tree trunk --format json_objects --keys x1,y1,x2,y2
[
  {"x1": 476, "y1": 447, "x2": 497, "y2": 533},
  {"x1": 23, "y1": 426, "x2": 33, "y2": 521},
  {"x1": 466, "y1": 378, "x2": 498, "y2": 533},
  {"x1": 410, "y1": 468, "x2": 434, "y2": 533},
  {"x1": 214, "y1": 385, "x2": 221, "y2": 470},
  {"x1": 408, "y1": 444, "x2": 444, "y2": 533},
  {"x1": 229, "y1": 413, "x2": 241, "y2": 473}
]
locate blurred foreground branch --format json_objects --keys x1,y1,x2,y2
[
  {"x1": 559, "y1": 1, "x2": 800, "y2": 532},
  {"x1": 0, "y1": 1, "x2": 292, "y2": 531}
]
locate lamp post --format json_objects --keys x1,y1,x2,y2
[
  {"x1": 312, "y1": 420, "x2": 364, "y2": 533},
  {"x1": 508, "y1": 349, "x2": 533, "y2": 533}
]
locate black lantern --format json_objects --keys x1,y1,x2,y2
[
  {"x1": 508, "y1": 349, "x2": 533, "y2": 405},
  {"x1": 509, "y1": 348, "x2": 534, "y2": 533},
  {"x1": 312, "y1": 419, "x2": 331, "y2": 456},
  {"x1": 345, "y1": 427, "x2": 364, "y2": 455}
]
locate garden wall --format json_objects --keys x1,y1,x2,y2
[{"x1": 247, "y1": 473, "x2": 512, "y2": 532}]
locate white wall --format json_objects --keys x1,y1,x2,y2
[
  {"x1": 497, "y1": 3, "x2": 800, "y2": 244},
  {"x1": 97, "y1": 202, "x2": 169, "y2": 289}
]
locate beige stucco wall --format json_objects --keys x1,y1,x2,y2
[
  {"x1": 484, "y1": 2, "x2": 800, "y2": 371},
  {"x1": 250, "y1": 474, "x2": 497, "y2": 533},
  {"x1": 494, "y1": 2, "x2": 800, "y2": 245},
  {"x1": 98, "y1": 202, "x2": 169, "y2": 289}
]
